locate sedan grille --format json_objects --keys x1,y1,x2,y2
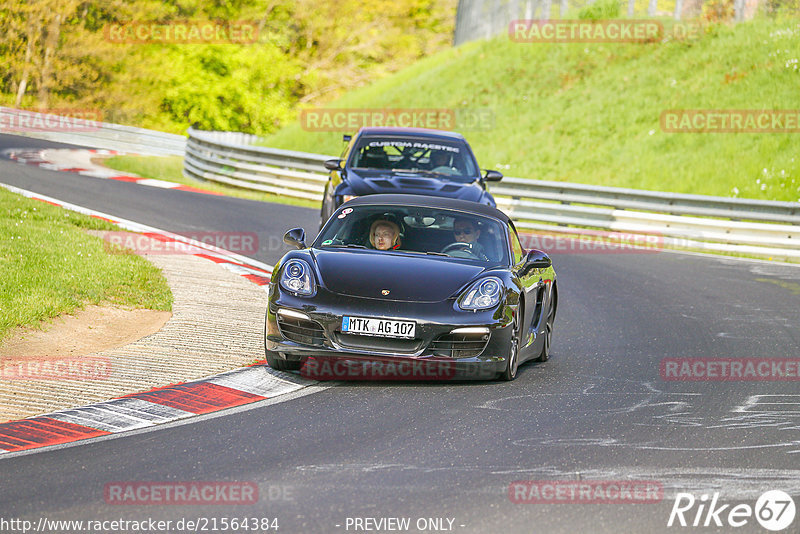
[
  {"x1": 429, "y1": 331, "x2": 490, "y2": 358},
  {"x1": 333, "y1": 333, "x2": 423, "y2": 354},
  {"x1": 277, "y1": 315, "x2": 326, "y2": 346}
]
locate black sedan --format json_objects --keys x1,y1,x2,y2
[
  {"x1": 319, "y1": 127, "x2": 503, "y2": 228},
  {"x1": 265, "y1": 195, "x2": 557, "y2": 381}
]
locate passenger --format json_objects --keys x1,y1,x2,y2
[
  {"x1": 369, "y1": 219, "x2": 401, "y2": 250},
  {"x1": 451, "y1": 218, "x2": 488, "y2": 260}
]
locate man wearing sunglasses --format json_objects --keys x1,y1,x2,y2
[{"x1": 449, "y1": 217, "x2": 489, "y2": 261}]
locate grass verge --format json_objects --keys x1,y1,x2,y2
[
  {"x1": 103, "y1": 155, "x2": 319, "y2": 209},
  {"x1": 0, "y1": 188, "x2": 172, "y2": 342},
  {"x1": 260, "y1": 15, "x2": 800, "y2": 203}
]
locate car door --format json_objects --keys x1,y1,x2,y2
[{"x1": 508, "y1": 222, "x2": 540, "y2": 350}]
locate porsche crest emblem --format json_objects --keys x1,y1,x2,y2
[{"x1": 381, "y1": 289, "x2": 390, "y2": 296}]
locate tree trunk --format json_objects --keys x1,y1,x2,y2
[
  {"x1": 674, "y1": 0, "x2": 684, "y2": 19},
  {"x1": 14, "y1": 20, "x2": 37, "y2": 108},
  {"x1": 37, "y1": 13, "x2": 62, "y2": 109},
  {"x1": 542, "y1": 0, "x2": 552, "y2": 20},
  {"x1": 734, "y1": 0, "x2": 745, "y2": 21}
]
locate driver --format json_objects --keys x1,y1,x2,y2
[
  {"x1": 450, "y1": 218, "x2": 488, "y2": 260},
  {"x1": 369, "y1": 219, "x2": 401, "y2": 250},
  {"x1": 428, "y1": 150, "x2": 457, "y2": 174}
]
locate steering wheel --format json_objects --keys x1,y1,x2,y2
[
  {"x1": 430, "y1": 165, "x2": 459, "y2": 175},
  {"x1": 441, "y1": 242, "x2": 481, "y2": 258}
]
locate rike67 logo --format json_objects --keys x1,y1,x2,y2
[{"x1": 668, "y1": 490, "x2": 796, "y2": 531}]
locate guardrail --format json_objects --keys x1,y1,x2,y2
[
  {"x1": 184, "y1": 128, "x2": 328, "y2": 200},
  {"x1": 0, "y1": 107, "x2": 185, "y2": 156},
  {"x1": 492, "y1": 178, "x2": 800, "y2": 259},
  {"x1": 183, "y1": 128, "x2": 799, "y2": 260}
]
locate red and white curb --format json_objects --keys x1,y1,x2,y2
[
  {"x1": 2, "y1": 147, "x2": 221, "y2": 196},
  {"x1": 0, "y1": 366, "x2": 314, "y2": 454},
  {"x1": 0, "y1": 183, "x2": 318, "y2": 455}
]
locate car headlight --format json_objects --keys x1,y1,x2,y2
[
  {"x1": 279, "y1": 259, "x2": 315, "y2": 296},
  {"x1": 459, "y1": 277, "x2": 503, "y2": 310}
]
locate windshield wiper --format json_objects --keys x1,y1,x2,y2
[
  {"x1": 324, "y1": 244, "x2": 367, "y2": 249},
  {"x1": 390, "y1": 169, "x2": 466, "y2": 180},
  {"x1": 425, "y1": 251, "x2": 449, "y2": 257},
  {"x1": 391, "y1": 169, "x2": 439, "y2": 175}
]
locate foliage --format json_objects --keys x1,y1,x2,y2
[
  {"x1": 763, "y1": 0, "x2": 800, "y2": 17},
  {"x1": 578, "y1": 0, "x2": 623, "y2": 20},
  {"x1": 702, "y1": 0, "x2": 736, "y2": 22},
  {"x1": 0, "y1": 0, "x2": 457, "y2": 134}
]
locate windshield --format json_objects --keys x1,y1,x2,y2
[
  {"x1": 348, "y1": 136, "x2": 479, "y2": 182},
  {"x1": 315, "y1": 205, "x2": 509, "y2": 265}
]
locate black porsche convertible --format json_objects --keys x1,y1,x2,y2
[{"x1": 265, "y1": 194, "x2": 557, "y2": 381}]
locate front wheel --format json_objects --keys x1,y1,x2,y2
[
  {"x1": 500, "y1": 306, "x2": 522, "y2": 381},
  {"x1": 319, "y1": 202, "x2": 330, "y2": 230},
  {"x1": 534, "y1": 300, "x2": 555, "y2": 363},
  {"x1": 319, "y1": 184, "x2": 334, "y2": 229}
]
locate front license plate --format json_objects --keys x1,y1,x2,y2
[{"x1": 341, "y1": 316, "x2": 416, "y2": 339}]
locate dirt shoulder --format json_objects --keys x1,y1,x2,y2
[{"x1": 0, "y1": 305, "x2": 171, "y2": 359}]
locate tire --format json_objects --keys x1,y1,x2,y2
[
  {"x1": 534, "y1": 299, "x2": 555, "y2": 363},
  {"x1": 264, "y1": 315, "x2": 305, "y2": 371},
  {"x1": 265, "y1": 351, "x2": 304, "y2": 372},
  {"x1": 319, "y1": 188, "x2": 332, "y2": 229},
  {"x1": 319, "y1": 203, "x2": 329, "y2": 230},
  {"x1": 500, "y1": 305, "x2": 522, "y2": 381}
]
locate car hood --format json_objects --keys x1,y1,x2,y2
[
  {"x1": 344, "y1": 169, "x2": 486, "y2": 203},
  {"x1": 313, "y1": 249, "x2": 486, "y2": 302}
]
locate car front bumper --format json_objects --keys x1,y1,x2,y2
[{"x1": 265, "y1": 286, "x2": 513, "y2": 380}]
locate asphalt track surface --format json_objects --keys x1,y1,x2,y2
[{"x1": 2, "y1": 133, "x2": 800, "y2": 533}]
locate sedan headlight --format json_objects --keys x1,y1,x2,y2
[
  {"x1": 279, "y1": 259, "x2": 315, "y2": 296},
  {"x1": 459, "y1": 277, "x2": 503, "y2": 310}
]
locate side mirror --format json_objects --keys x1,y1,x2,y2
[
  {"x1": 342, "y1": 134, "x2": 352, "y2": 142},
  {"x1": 283, "y1": 228, "x2": 306, "y2": 249},
  {"x1": 324, "y1": 159, "x2": 342, "y2": 171},
  {"x1": 524, "y1": 249, "x2": 551, "y2": 271},
  {"x1": 483, "y1": 170, "x2": 503, "y2": 182}
]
